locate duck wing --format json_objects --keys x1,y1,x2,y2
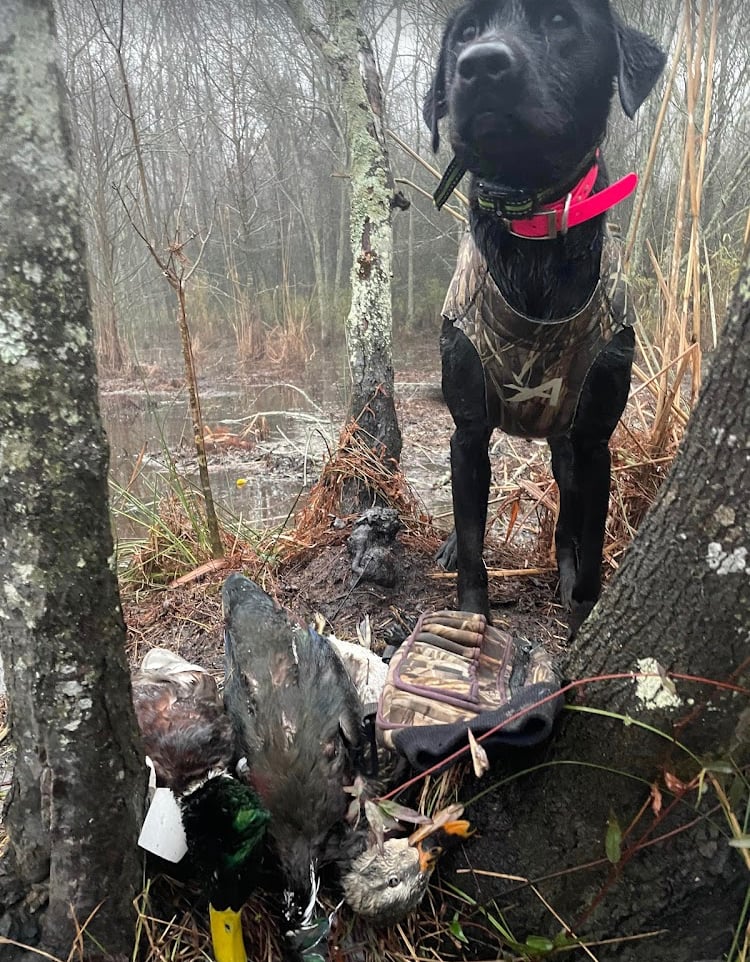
[
  {"x1": 222, "y1": 574, "x2": 363, "y2": 901},
  {"x1": 132, "y1": 647, "x2": 234, "y2": 793}
]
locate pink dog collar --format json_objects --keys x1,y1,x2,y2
[{"x1": 506, "y1": 166, "x2": 638, "y2": 240}]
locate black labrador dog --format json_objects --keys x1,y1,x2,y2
[{"x1": 425, "y1": 0, "x2": 665, "y2": 631}]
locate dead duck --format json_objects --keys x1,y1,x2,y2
[
  {"x1": 221, "y1": 574, "x2": 472, "y2": 938},
  {"x1": 222, "y1": 573, "x2": 362, "y2": 932},
  {"x1": 341, "y1": 803, "x2": 472, "y2": 924},
  {"x1": 132, "y1": 648, "x2": 270, "y2": 962}
]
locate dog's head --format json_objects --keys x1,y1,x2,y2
[{"x1": 424, "y1": 0, "x2": 666, "y2": 186}]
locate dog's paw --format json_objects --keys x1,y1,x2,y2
[
  {"x1": 567, "y1": 599, "x2": 596, "y2": 639},
  {"x1": 556, "y1": 552, "x2": 578, "y2": 609},
  {"x1": 435, "y1": 529, "x2": 458, "y2": 571}
]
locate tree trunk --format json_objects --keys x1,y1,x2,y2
[
  {"x1": 284, "y1": 2, "x2": 402, "y2": 510},
  {"x1": 454, "y1": 258, "x2": 750, "y2": 960},
  {"x1": 92, "y1": 247, "x2": 126, "y2": 374},
  {"x1": 311, "y1": 229, "x2": 329, "y2": 342},
  {"x1": 406, "y1": 188, "x2": 416, "y2": 330},
  {"x1": 334, "y1": 173, "x2": 349, "y2": 318},
  {"x1": 339, "y1": 20, "x2": 402, "y2": 482},
  {"x1": 174, "y1": 278, "x2": 225, "y2": 559},
  {"x1": 0, "y1": 2, "x2": 145, "y2": 957},
  {"x1": 65, "y1": 57, "x2": 126, "y2": 376}
]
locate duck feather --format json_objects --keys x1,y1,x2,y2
[{"x1": 132, "y1": 648, "x2": 234, "y2": 794}]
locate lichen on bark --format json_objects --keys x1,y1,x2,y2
[
  {"x1": 338, "y1": 17, "x2": 402, "y2": 493},
  {"x1": 284, "y1": 2, "x2": 402, "y2": 496}
]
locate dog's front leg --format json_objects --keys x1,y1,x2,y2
[
  {"x1": 450, "y1": 423, "x2": 492, "y2": 616},
  {"x1": 565, "y1": 327, "x2": 635, "y2": 634},
  {"x1": 440, "y1": 320, "x2": 492, "y2": 616},
  {"x1": 549, "y1": 435, "x2": 582, "y2": 609},
  {"x1": 571, "y1": 435, "x2": 611, "y2": 622}
]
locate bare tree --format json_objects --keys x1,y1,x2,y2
[
  {"x1": 96, "y1": 0, "x2": 225, "y2": 558},
  {"x1": 0, "y1": 1, "x2": 144, "y2": 956},
  {"x1": 282, "y1": 2, "x2": 405, "y2": 504}
]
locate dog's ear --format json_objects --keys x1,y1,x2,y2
[
  {"x1": 423, "y1": 15, "x2": 458, "y2": 152},
  {"x1": 613, "y1": 14, "x2": 666, "y2": 118}
]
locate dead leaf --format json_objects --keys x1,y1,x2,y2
[
  {"x1": 364, "y1": 799, "x2": 386, "y2": 853},
  {"x1": 468, "y1": 728, "x2": 490, "y2": 777},
  {"x1": 409, "y1": 804, "x2": 466, "y2": 844},
  {"x1": 664, "y1": 770, "x2": 696, "y2": 794},
  {"x1": 656, "y1": 662, "x2": 677, "y2": 696},
  {"x1": 505, "y1": 498, "x2": 520, "y2": 543}
]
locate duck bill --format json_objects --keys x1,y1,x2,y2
[
  {"x1": 415, "y1": 818, "x2": 474, "y2": 873},
  {"x1": 209, "y1": 905, "x2": 247, "y2": 962}
]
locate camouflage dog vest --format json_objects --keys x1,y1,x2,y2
[
  {"x1": 441, "y1": 231, "x2": 632, "y2": 438},
  {"x1": 376, "y1": 610, "x2": 562, "y2": 772}
]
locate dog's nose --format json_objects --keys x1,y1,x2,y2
[{"x1": 457, "y1": 42, "x2": 516, "y2": 83}]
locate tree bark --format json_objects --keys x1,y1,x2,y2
[
  {"x1": 0, "y1": 2, "x2": 145, "y2": 957},
  {"x1": 406, "y1": 184, "x2": 416, "y2": 330},
  {"x1": 342, "y1": 20, "x2": 402, "y2": 472},
  {"x1": 455, "y1": 257, "x2": 750, "y2": 960},
  {"x1": 284, "y1": 2, "x2": 403, "y2": 509}
]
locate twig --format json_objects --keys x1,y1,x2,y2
[{"x1": 431, "y1": 567, "x2": 551, "y2": 580}]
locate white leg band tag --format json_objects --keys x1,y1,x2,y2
[{"x1": 138, "y1": 787, "x2": 188, "y2": 863}]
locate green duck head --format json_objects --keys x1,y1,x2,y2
[{"x1": 180, "y1": 775, "x2": 270, "y2": 962}]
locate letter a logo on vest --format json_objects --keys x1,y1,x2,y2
[{"x1": 504, "y1": 375, "x2": 564, "y2": 408}]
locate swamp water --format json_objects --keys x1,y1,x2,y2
[{"x1": 100, "y1": 349, "x2": 453, "y2": 548}]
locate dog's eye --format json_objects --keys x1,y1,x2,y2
[{"x1": 459, "y1": 23, "x2": 477, "y2": 42}]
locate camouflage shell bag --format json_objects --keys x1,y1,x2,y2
[{"x1": 376, "y1": 610, "x2": 563, "y2": 772}]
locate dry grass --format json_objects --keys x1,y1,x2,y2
[
  {"x1": 201, "y1": 417, "x2": 269, "y2": 455},
  {"x1": 265, "y1": 316, "x2": 314, "y2": 367},
  {"x1": 118, "y1": 495, "x2": 254, "y2": 587},
  {"x1": 134, "y1": 881, "x2": 285, "y2": 962}
]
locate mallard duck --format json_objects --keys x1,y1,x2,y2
[
  {"x1": 222, "y1": 573, "x2": 362, "y2": 930},
  {"x1": 132, "y1": 648, "x2": 270, "y2": 962},
  {"x1": 221, "y1": 574, "x2": 472, "y2": 942}
]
